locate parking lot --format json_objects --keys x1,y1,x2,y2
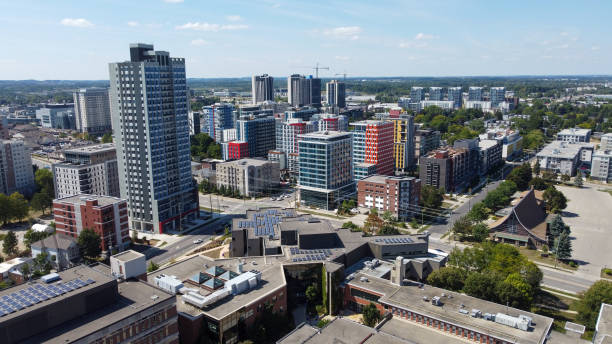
[{"x1": 556, "y1": 185, "x2": 612, "y2": 278}]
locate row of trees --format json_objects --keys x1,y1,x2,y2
[
  {"x1": 198, "y1": 180, "x2": 244, "y2": 199},
  {"x1": 547, "y1": 215, "x2": 573, "y2": 260},
  {"x1": 0, "y1": 169, "x2": 57, "y2": 229},
  {"x1": 191, "y1": 133, "x2": 222, "y2": 161},
  {"x1": 428, "y1": 242, "x2": 543, "y2": 310},
  {"x1": 363, "y1": 209, "x2": 400, "y2": 236}
]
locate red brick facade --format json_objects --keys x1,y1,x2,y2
[
  {"x1": 53, "y1": 196, "x2": 129, "y2": 252},
  {"x1": 357, "y1": 176, "x2": 420, "y2": 221}
]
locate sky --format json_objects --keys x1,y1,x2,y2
[{"x1": 1, "y1": 0, "x2": 611, "y2": 80}]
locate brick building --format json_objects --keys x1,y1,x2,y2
[
  {"x1": 357, "y1": 175, "x2": 421, "y2": 221},
  {"x1": 53, "y1": 194, "x2": 129, "y2": 252}
]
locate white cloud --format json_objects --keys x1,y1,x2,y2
[
  {"x1": 226, "y1": 15, "x2": 242, "y2": 22},
  {"x1": 191, "y1": 39, "x2": 209, "y2": 46},
  {"x1": 323, "y1": 26, "x2": 362, "y2": 40},
  {"x1": 60, "y1": 18, "x2": 93, "y2": 28},
  {"x1": 175, "y1": 22, "x2": 248, "y2": 31},
  {"x1": 592, "y1": 46, "x2": 600, "y2": 51},
  {"x1": 414, "y1": 32, "x2": 437, "y2": 40},
  {"x1": 127, "y1": 21, "x2": 139, "y2": 27},
  {"x1": 335, "y1": 56, "x2": 350, "y2": 61},
  {"x1": 164, "y1": 0, "x2": 184, "y2": 3},
  {"x1": 398, "y1": 41, "x2": 428, "y2": 49}
]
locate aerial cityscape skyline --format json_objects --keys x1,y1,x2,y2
[
  {"x1": 1, "y1": 1, "x2": 612, "y2": 343},
  {"x1": 1, "y1": 1, "x2": 612, "y2": 80}
]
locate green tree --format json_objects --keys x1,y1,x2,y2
[
  {"x1": 496, "y1": 273, "x2": 533, "y2": 310},
  {"x1": 24, "y1": 229, "x2": 52, "y2": 249},
  {"x1": 32, "y1": 252, "x2": 52, "y2": 276},
  {"x1": 529, "y1": 177, "x2": 550, "y2": 190},
  {"x1": 467, "y1": 202, "x2": 489, "y2": 222},
  {"x1": 0, "y1": 193, "x2": 12, "y2": 225},
  {"x1": 378, "y1": 224, "x2": 399, "y2": 236},
  {"x1": 2, "y1": 231, "x2": 18, "y2": 256},
  {"x1": 381, "y1": 211, "x2": 395, "y2": 223},
  {"x1": 574, "y1": 173, "x2": 583, "y2": 187},
  {"x1": 533, "y1": 160, "x2": 540, "y2": 176},
  {"x1": 507, "y1": 163, "x2": 533, "y2": 190},
  {"x1": 426, "y1": 267, "x2": 466, "y2": 291},
  {"x1": 543, "y1": 186, "x2": 567, "y2": 213},
  {"x1": 361, "y1": 302, "x2": 382, "y2": 327},
  {"x1": 524, "y1": 129, "x2": 545, "y2": 150},
  {"x1": 471, "y1": 223, "x2": 490, "y2": 242},
  {"x1": 101, "y1": 133, "x2": 113, "y2": 143},
  {"x1": 31, "y1": 192, "x2": 52, "y2": 215},
  {"x1": 35, "y1": 169, "x2": 55, "y2": 198},
  {"x1": 561, "y1": 174, "x2": 570, "y2": 182},
  {"x1": 463, "y1": 272, "x2": 501, "y2": 301},
  {"x1": 77, "y1": 228, "x2": 102, "y2": 260},
  {"x1": 554, "y1": 231, "x2": 572, "y2": 260},
  {"x1": 363, "y1": 210, "x2": 384, "y2": 235},
  {"x1": 20, "y1": 263, "x2": 31, "y2": 281},
  {"x1": 575, "y1": 280, "x2": 612, "y2": 330},
  {"x1": 420, "y1": 185, "x2": 444, "y2": 209},
  {"x1": 452, "y1": 215, "x2": 473, "y2": 237},
  {"x1": 9, "y1": 192, "x2": 29, "y2": 222},
  {"x1": 147, "y1": 261, "x2": 159, "y2": 272}
]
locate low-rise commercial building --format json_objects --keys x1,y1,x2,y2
[
  {"x1": 216, "y1": 158, "x2": 280, "y2": 197},
  {"x1": 0, "y1": 264, "x2": 178, "y2": 344},
  {"x1": 52, "y1": 143, "x2": 119, "y2": 198},
  {"x1": 357, "y1": 175, "x2": 421, "y2": 221},
  {"x1": 0, "y1": 139, "x2": 35, "y2": 196},
  {"x1": 556, "y1": 128, "x2": 591, "y2": 143},
  {"x1": 536, "y1": 141, "x2": 594, "y2": 176},
  {"x1": 593, "y1": 303, "x2": 612, "y2": 344},
  {"x1": 53, "y1": 194, "x2": 130, "y2": 252}
]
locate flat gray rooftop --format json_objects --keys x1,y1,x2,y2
[
  {"x1": 54, "y1": 194, "x2": 124, "y2": 207},
  {"x1": 537, "y1": 141, "x2": 594, "y2": 159},
  {"x1": 112, "y1": 249, "x2": 144, "y2": 262},
  {"x1": 24, "y1": 277, "x2": 174, "y2": 343},
  {"x1": 377, "y1": 317, "x2": 468, "y2": 344},
  {"x1": 63, "y1": 143, "x2": 115, "y2": 154},
  {"x1": 148, "y1": 255, "x2": 286, "y2": 320},
  {"x1": 349, "y1": 273, "x2": 553, "y2": 344}
]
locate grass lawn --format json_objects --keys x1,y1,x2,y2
[
  {"x1": 518, "y1": 247, "x2": 578, "y2": 271},
  {"x1": 601, "y1": 268, "x2": 612, "y2": 280}
]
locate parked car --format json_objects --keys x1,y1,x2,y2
[{"x1": 193, "y1": 239, "x2": 203, "y2": 244}]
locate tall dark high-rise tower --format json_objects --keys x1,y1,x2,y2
[{"x1": 109, "y1": 43, "x2": 198, "y2": 234}]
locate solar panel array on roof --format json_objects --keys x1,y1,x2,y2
[
  {"x1": 0, "y1": 278, "x2": 95, "y2": 317},
  {"x1": 374, "y1": 237, "x2": 413, "y2": 244},
  {"x1": 292, "y1": 253, "x2": 327, "y2": 262},
  {"x1": 289, "y1": 248, "x2": 333, "y2": 256}
]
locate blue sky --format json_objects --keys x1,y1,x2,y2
[{"x1": 1, "y1": 0, "x2": 610, "y2": 79}]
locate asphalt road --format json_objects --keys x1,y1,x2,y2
[
  {"x1": 539, "y1": 266, "x2": 595, "y2": 294},
  {"x1": 426, "y1": 180, "x2": 503, "y2": 236},
  {"x1": 146, "y1": 215, "x2": 233, "y2": 265}
]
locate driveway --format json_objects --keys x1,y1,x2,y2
[{"x1": 556, "y1": 185, "x2": 612, "y2": 279}]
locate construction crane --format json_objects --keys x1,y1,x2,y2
[
  {"x1": 335, "y1": 72, "x2": 349, "y2": 81},
  {"x1": 312, "y1": 63, "x2": 329, "y2": 78}
]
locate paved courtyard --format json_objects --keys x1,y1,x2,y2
[{"x1": 556, "y1": 185, "x2": 612, "y2": 279}]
